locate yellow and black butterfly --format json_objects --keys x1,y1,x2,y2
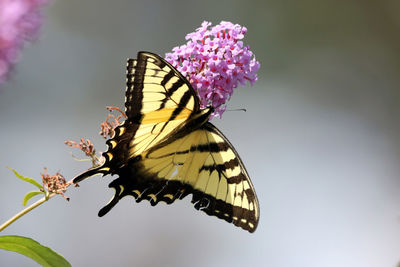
[{"x1": 73, "y1": 51, "x2": 260, "y2": 233}]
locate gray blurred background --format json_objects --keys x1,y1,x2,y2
[{"x1": 1, "y1": 0, "x2": 399, "y2": 266}]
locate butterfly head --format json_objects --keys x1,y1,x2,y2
[
  {"x1": 195, "y1": 105, "x2": 214, "y2": 124},
  {"x1": 181, "y1": 106, "x2": 214, "y2": 132}
]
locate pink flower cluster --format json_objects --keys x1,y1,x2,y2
[
  {"x1": 165, "y1": 21, "x2": 260, "y2": 119},
  {"x1": 0, "y1": 0, "x2": 49, "y2": 83}
]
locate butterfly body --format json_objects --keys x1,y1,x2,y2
[{"x1": 74, "y1": 52, "x2": 259, "y2": 233}]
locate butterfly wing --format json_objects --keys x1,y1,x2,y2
[
  {"x1": 73, "y1": 51, "x2": 199, "y2": 182},
  {"x1": 72, "y1": 51, "x2": 259, "y2": 232},
  {"x1": 100, "y1": 122, "x2": 260, "y2": 233}
]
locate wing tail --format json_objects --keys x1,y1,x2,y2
[
  {"x1": 98, "y1": 177, "x2": 126, "y2": 217},
  {"x1": 73, "y1": 167, "x2": 107, "y2": 183}
]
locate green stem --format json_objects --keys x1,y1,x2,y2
[
  {"x1": 0, "y1": 179, "x2": 74, "y2": 232},
  {"x1": 0, "y1": 192, "x2": 56, "y2": 232}
]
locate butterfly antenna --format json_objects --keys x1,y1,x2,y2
[
  {"x1": 226, "y1": 108, "x2": 247, "y2": 112},
  {"x1": 213, "y1": 101, "x2": 247, "y2": 113}
]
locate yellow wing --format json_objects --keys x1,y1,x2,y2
[
  {"x1": 123, "y1": 52, "x2": 199, "y2": 156},
  {"x1": 74, "y1": 51, "x2": 199, "y2": 182},
  {"x1": 99, "y1": 122, "x2": 260, "y2": 233}
]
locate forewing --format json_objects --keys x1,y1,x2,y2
[
  {"x1": 121, "y1": 51, "x2": 199, "y2": 156},
  {"x1": 74, "y1": 52, "x2": 200, "y2": 181}
]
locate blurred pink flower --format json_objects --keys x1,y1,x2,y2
[
  {"x1": 166, "y1": 21, "x2": 260, "y2": 119},
  {"x1": 0, "y1": 0, "x2": 49, "y2": 83}
]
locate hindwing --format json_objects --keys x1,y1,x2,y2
[{"x1": 99, "y1": 123, "x2": 259, "y2": 233}]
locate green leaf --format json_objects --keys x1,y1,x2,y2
[
  {"x1": 23, "y1": 191, "x2": 45, "y2": 206},
  {"x1": 0, "y1": 235, "x2": 71, "y2": 267},
  {"x1": 7, "y1": 167, "x2": 43, "y2": 190}
]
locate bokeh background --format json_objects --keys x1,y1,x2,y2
[{"x1": 1, "y1": 0, "x2": 400, "y2": 266}]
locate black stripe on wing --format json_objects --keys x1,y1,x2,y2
[{"x1": 125, "y1": 58, "x2": 142, "y2": 122}]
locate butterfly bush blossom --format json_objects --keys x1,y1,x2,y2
[
  {"x1": 0, "y1": 0, "x2": 49, "y2": 83},
  {"x1": 165, "y1": 21, "x2": 260, "y2": 119}
]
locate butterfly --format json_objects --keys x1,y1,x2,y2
[{"x1": 73, "y1": 51, "x2": 260, "y2": 233}]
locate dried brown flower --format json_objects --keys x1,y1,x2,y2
[
  {"x1": 41, "y1": 168, "x2": 70, "y2": 201},
  {"x1": 65, "y1": 106, "x2": 125, "y2": 169},
  {"x1": 99, "y1": 106, "x2": 127, "y2": 139},
  {"x1": 64, "y1": 138, "x2": 95, "y2": 157},
  {"x1": 64, "y1": 138, "x2": 102, "y2": 167}
]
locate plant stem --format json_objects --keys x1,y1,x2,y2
[
  {"x1": 0, "y1": 193, "x2": 55, "y2": 232},
  {"x1": 0, "y1": 180, "x2": 74, "y2": 232}
]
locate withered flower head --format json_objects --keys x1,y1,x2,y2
[
  {"x1": 99, "y1": 106, "x2": 127, "y2": 139},
  {"x1": 64, "y1": 138, "x2": 102, "y2": 167},
  {"x1": 41, "y1": 168, "x2": 70, "y2": 201}
]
